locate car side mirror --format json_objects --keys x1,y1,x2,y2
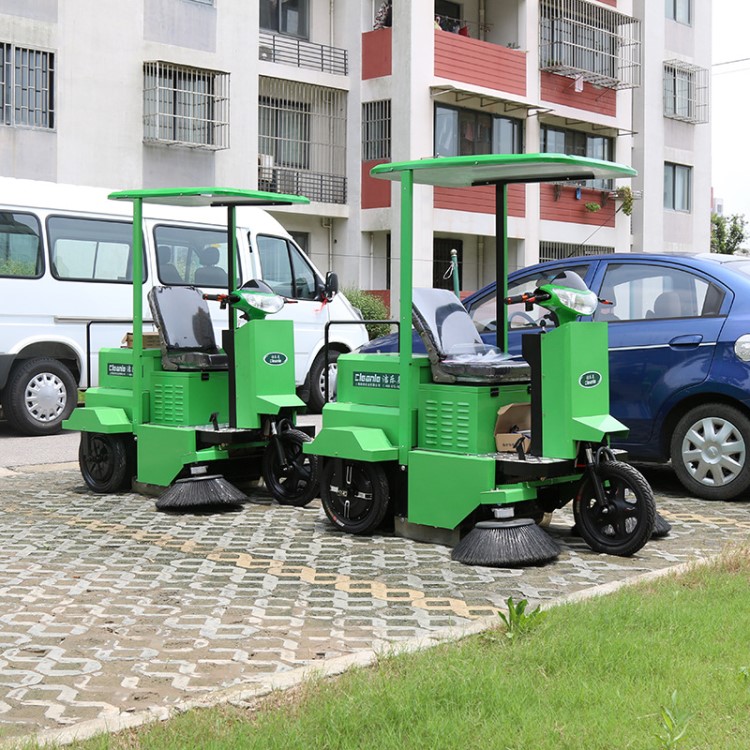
[{"x1": 324, "y1": 271, "x2": 339, "y2": 300}]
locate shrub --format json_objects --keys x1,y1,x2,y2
[{"x1": 343, "y1": 287, "x2": 392, "y2": 340}]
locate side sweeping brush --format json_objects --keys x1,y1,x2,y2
[
  {"x1": 451, "y1": 518, "x2": 560, "y2": 568},
  {"x1": 652, "y1": 511, "x2": 672, "y2": 538},
  {"x1": 155, "y1": 465, "x2": 248, "y2": 511}
]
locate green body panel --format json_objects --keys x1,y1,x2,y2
[
  {"x1": 540, "y1": 322, "x2": 626, "y2": 458},
  {"x1": 62, "y1": 406, "x2": 132, "y2": 434},
  {"x1": 417, "y1": 383, "x2": 528, "y2": 454},
  {"x1": 148, "y1": 370, "x2": 228, "y2": 426},
  {"x1": 406, "y1": 450, "x2": 496, "y2": 528},
  {"x1": 234, "y1": 318, "x2": 301, "y2": 428},
  {"x1": 135, "y1": 423, "x2": 229, "y2": 487},
  {"x1": 304, "y1": 426, "x2": 398, "y2": 461},
  {"x1": 479, "y1": 484, "x2": 538, "y2": 504}
]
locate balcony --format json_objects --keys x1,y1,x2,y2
[
  {"x1": 259, "y1": 165, "x2": 347, "y2": 205},
  {"x1": 259, "y1": 31, "x2": 348, "y2": 76},
  {"x1": 362, "y1": 28, "x2": 392, "y2": 80},
  {"x1": 540, "y1": 0, "x2": 641, "y2": 90}
]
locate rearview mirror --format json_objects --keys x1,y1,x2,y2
[{"x1": 324, "y1": 271, "x2": 339, "y2": 300}]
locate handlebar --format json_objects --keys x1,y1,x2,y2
[
  {"x1": 203, "y1": 292, "x2": 240, "y2": 309},
  {"x1": 504, "y1": 291, "x2": 552, "y2": 306}
]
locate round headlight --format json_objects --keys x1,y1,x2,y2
[
  {"x1": 556, "y1": 288, "x2": 598, "y2": 316},
  {"x1": 735, "y1": 334, "x2": 750, "y2": 362},
  {"x1": 248, "y1": 292, "x2": 285, "y2": 314}
]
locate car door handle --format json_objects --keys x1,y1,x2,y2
[{"x1": 668, "y1": 334, "x2": 703, "y2": 349}]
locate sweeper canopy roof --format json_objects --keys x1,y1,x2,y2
[{"x1": 108, "y1": 187, "x2": 311, "y2": 208}]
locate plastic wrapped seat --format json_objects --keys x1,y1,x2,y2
[
  {"x1": 411, "y1": 287, "x2": 530, "y2": 384},
  {"x1": 147, "y1": 286, "x2": 228, "y2": 371}
]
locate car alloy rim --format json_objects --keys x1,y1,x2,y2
[
  {"x1": 24, "y1": 372, "x2": 67, "y2": 422},
  {"x1": 319, "y1": 363, "x2": 338, "y2": 402},
  {"x1": 681, "y1": 416, "x2": 746, "y2": 487}
]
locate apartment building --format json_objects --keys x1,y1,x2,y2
[{"x1": 0, "y1": 0, "x2": 711, "y2": 298}]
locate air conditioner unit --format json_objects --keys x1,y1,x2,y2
[
  {"x1": 258, "y1": 153, "x2": 275, "y2": 182},
  {"x1": 259, "y1": 46, "x2": 274, "y2": 61}
]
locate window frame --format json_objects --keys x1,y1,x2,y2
[
  {"x1": 0, "y1": 210, "x2": 44, "y2": 279},
  {"x1": 434, "y1": 104, "x2": 523, "y2": 158},
  {"x1": 254, "y1": 233, "x2": 321, "y2": 300},
  {"x1": 540, "y1": 124, "x2": 614, "y2": 189},
  {"x1": 259, "y1": 0, "x2": 309, "y2": 40},
  {"x1": 0, "y1": 42, "x2": 55, "y2": 129},
  {"x1": 665, "y1": 0, "x2": 691, "y2": 25},
  {"x1": 664, "y1": 162, "x2": 692, "y2": 212}
]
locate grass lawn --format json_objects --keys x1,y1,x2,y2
[{"x1": 55, "y1": 548, "x2": 750, "y2": 750}]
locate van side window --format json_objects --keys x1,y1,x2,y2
[
  {"x1": 0, "y1": 211, "x2": 43, "y2": 278},
  {"x1": 153, "y1": 225, "x2": 231, "y2": 287},
  {"x1": 47, "y1": 216, "x2": 142, "y2": 282},
  {"x1": 256, "y1": 234, "x2": 318, "y2": 300}
]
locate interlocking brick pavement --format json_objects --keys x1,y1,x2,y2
[{"x1": 0, "y1": 463, "x2": 748, "y2": 741}]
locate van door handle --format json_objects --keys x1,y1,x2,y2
[{"x1": 668, "y1": 334, "x2": 703, "y2": 349}]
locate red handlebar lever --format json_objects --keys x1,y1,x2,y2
[{"x1": 504, "y1": 291, "x2": 551, "y2": 306}]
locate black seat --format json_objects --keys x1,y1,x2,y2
[
  {"x1": 147, "y1": 286, "x2": 228, "y2": 371},
  {"x1": 411, "y1": 287, "x2": 530, "y2": 384},
  {"x1": 157, "y1": 245, "x2": 183, "y2": 285},
  {"x1": 194, "y1": 246, "x2": 228, "y2": 287}
]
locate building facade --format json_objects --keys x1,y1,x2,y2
[{"x1": 0, "y1": 0, "x2": 711, "y2": 300}]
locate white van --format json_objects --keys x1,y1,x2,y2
[{"x1": 0, "y1": 177, "x2": 368, "y2": 435}]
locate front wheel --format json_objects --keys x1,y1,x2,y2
[
  {"x1": 573, "y1": 461, "x2": 655, "y2": 556},
  {"x1": 79, "y1": 433, "x2": 133, "y2": 493},
  {"x1": 320, "y1": 459, "x2": 390, "y2": 535},
  {"x1": 670, "y1": 403, "x2": 750, "y2": 501},
  {"x1": 262, "y1": 429, "x2": 320, "y2": 507}
]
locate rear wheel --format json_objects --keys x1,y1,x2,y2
[
  {"x1": 321, "y1": 459, "x2": 390, "y2": 535},
  {"x1": 573, "y1": 461, "x2": 655, "y2": 556},
  {"x1": 262, "y1": 428, "x2": 320, "y2": 507},
  {"x1": 3, "y1": 357, "x2": 78, "y2": 436},
  {"x1": 79, "y1": 433, "x2": 132, "y2": 493},
  {"x1": 670, "y1": 403, "x2": 750, "y2": 501},
  {"x1": 307, "y1": 349, "x2": 341, "y2": 413}
]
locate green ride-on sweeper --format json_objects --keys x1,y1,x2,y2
[
  {"x1": 304, "y1": 153, "x2": 658, "y2": 567},
  {"x1": 63, "y1": 187, "x2": 321, "y2": 511}
]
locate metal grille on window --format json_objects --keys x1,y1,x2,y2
[
  {"x1": 663, "y1": 60, "x2": 708, "y2": 124},
  {"x1": 258, "y1": 77, "x2": 347, "y2": 204},
  {"x1": 0, "y1": 43, "x2": 54, "y2": 128},
  {"x1": 539, "y1": 242, "x2": 613, "y2": 263},
  {"x1": 362, "y1": 100, "x2": 391, "y2": 161},
  {"x1": 143, "y1": 61, "x2": 229, "y2": 150},
  {"x1": 539, "y1": 0, "x2": 641, "y2": 90}
]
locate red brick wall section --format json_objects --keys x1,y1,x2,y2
[
  {"x1": 434, "y1": 183, "x2": 526, "y2": 217},
  {"x1": 434, "y1": 31, "x2": 526, "y2": 96},
  {"x1": 362, "y1": 28, "x2": 392, "y2": 80},
  {"x1": 362, "y1": 160, "x2": 392, "y2": 209},
  {"x1": 540, "y1": 183, "x2": 615, "y2": 227},
  {"x1": 540, "y1": 71, "x2": 616, "y2": 117}
]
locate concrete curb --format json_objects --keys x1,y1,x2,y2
[{"x1": 15, "y1": 552, "x2": 715, "y2": 749}]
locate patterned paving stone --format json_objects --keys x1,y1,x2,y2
[{"x1": 0, "y1": 464, "x2": 748, "y2": 739}]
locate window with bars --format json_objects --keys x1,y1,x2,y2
[
  {"x1": 258, "y1": 77, "x2": 347, "y2": 204},
  {"x1": 541, "y1": 124, "x2": 613, "y2": 189},
  {"x1": 362, "y1": 100, "x2": 391, "y2": 160},
  {"x1": 434, "y1": 104, "x2": 523, "y2": 157},
  {"x1": 539, "y1": 0, "x2": 641, "y2": 90},
  {"x1": 539, "y1": 241, "x2": 613, "y2": 262},
  {"x1": 143, "y1": 61, "x2": 229, "y2": 150},
  {"x1": 0, "y1": 42, "x2": 54, "y2": 129},
  {"x1": 663, "y1": 60, "x2": 708, "y2": 124}
]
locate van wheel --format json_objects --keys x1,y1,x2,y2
[
  {"x1": 3, "y1": 358, "x2": 78, "y2": 436},
  {"x1": 307, "y1": 349, "x2": 340, "y2": 413}
]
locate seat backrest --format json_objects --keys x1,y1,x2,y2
[
  {"x1": 148, "y1": 285, "x2": 218, "y2": 352},
  {"x1": 412, "y1": 287, "x2": 483, "y2": 361},
  {"x1": 194, "y1": 245, "x2": 227, "y2": 287},
  {"x1": 156, "y1": 244, "x2": 183, "y2": 285},
  {"x1": 652, "y1": 290, "x2": 682, "y2": 318}
]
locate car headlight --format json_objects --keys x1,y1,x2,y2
[
  {"x1": 556, "y1": 288, "x2": 598, "y2": 316},
  {"x1": 735, "y1": 334, "x2": 750, "y2": 362}
]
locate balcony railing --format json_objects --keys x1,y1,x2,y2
[
  {"x1": 259, "y1": 166, "x2": 347, "y2": 205},
  {"x1": 259, "y1": 32, "x2": 348, "y2": 76}
]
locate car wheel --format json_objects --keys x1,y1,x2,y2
[
  {"x1": 3, "y1": 357, "x2": 78, "y2": 436},
  {"x1": 670, "y1": 403, "x2": 750, "y2": 501},
  {"x1": 307, "y1": 349, "x2": 340, "y2": 413}
]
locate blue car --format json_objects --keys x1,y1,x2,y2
[{"x1": 360, "y1": 253, "x2": 750, "y2": 502}]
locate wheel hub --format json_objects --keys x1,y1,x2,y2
[{"x1": 26, "y1": 373, "x2": 66, "y2": 421}]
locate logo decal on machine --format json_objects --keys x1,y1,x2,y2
[
  {"x1": 579, "y1": 371, "x2": 602, "y2": 388},
  {"x1": 353, "y1": 371, "x2": 400, "y2": 389},
  {"x1": 107, "y1": 363, "x2": 133, "y2": 377},
  {"x1": 264, "y1": 352, "x2": 288, "y2": 366}
]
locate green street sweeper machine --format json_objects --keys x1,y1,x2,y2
[
  {"x1": 64, "y1": 188, "x2": 320, "y2": 511},
  {"x1": 304, "y1": 153, "x2": 658, "y2": 566}
]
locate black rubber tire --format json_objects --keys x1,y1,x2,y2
[
  {"x1": 320, "y1": 459, "x2": 390, "y2": 535},
  {"x1": 3, "y1": 357, "x2": 78, "y2": 436},
  {"x1": 262, "y1": 428, "x2": 320, "y2": 507},
  {"x1": 670, "y1": 403, "x2": 750, "y2": 501},
  {"x1": 573, "y1": 460, "x2": 656, "y2": 556},
  {"x1": 307, "y1": 349, "x2": 341, "y2": 413},
  {"x1": 78, "y1": 433, "x2": 132, "y2": 493}
]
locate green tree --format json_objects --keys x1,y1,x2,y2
[{"x1": 711, "y1": 212, "x2": 747, "y2": 255}]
